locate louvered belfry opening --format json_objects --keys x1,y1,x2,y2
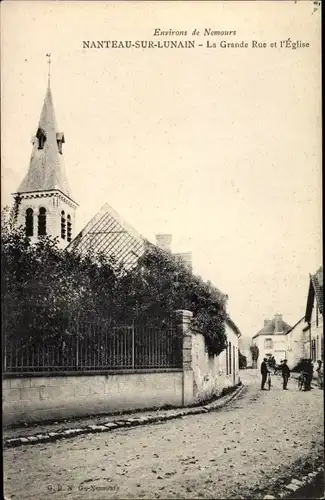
[
  {"x1": 61, "y1": 211, "x2": 66, "y2": 239},
  {"x1": 67, "y1": 214, "x2": 72, "y2": 242},
  {"x1": 25, "y1": 208, "x2": 34, "y2": 236},
  {"x1": 38, "y1": 207, "x2": 47, "y2": 236}
]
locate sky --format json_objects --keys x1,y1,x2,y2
[{"x1": 1, "y1": 1, "x2": 322, "y2": 339}]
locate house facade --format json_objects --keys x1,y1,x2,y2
[
  {"x1": 305, "y1": 266, "x2": 323, "y2": 363},
  {"x1": 252, "y1": 314, "x2": 292, "y2": 368},
  {"x1": 287, "y1": 267, "x2": 323, "y2": 368},
  {"x1": 189, "y1": 316, "x2": 241, "y2": 402}
]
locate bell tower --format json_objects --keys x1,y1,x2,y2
[{"x1": 12, "y1": 56, "x2": 78, "y2": 248}]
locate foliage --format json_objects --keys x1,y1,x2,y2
[
  {"x1": 2, "y1": 208, "x2": 228, "y2": 355},
  {"x1": 250, "y1": 343, "x2": 259, "y2": 361},
  {"x1": 249, "y1": 343, "x2": 259, "y2": 368},
  {"x1": 125, "y1": 245, "x2": 228, "y2": 355},
  {"x1": 238, "y1": 349, "x2": 247, "y2": 369}
]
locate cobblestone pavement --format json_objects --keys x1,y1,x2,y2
[{"x1": 3, "y1": 370, "x2": 324, "y2": 500}]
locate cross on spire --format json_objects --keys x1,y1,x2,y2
[{"x1": 46, "y1": 53, "x2": 51, "y2": 88}]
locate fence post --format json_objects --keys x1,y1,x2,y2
[
  {"x1": 132, "y1": 320, "x2": 135, "y2": 369},
  {"x1": 175, "y1": 310, "x2": 193, "y2": 406},
  {"x1": 76, "y1": 313, "x2": 79, "y2": 370}
]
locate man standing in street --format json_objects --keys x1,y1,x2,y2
[
  {"x1": 261, "y1": 357, "x2": 269, "y2": 390},
  {"x1": 281, "y1": 359, "x2": 290, "y2": 390}
]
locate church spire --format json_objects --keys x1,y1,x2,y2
[{"x1": 16, "y1": 56, "x2": 74, "y2": 200}]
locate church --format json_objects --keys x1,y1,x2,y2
[{"x1": 12, "y1": 69, "x2": 192, "y2": 269}]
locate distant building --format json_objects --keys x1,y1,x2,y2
[{"x1": 252, "y1": 314, "x2": 292, "y2": 367}]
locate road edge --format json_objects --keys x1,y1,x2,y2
[{"x1": 3, "y1": 383, "x2": 245, "y2": 449}]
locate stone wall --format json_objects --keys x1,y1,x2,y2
[
  {"x1": 3, "y1": 370, "x2": 183, "y2": 426},
  {"x1": 3, "y1": 310, "x2": 241, "y2": 426}
]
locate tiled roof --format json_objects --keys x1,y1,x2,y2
[
  {"x1": 311, "y1": 266, "x2": 323, "y2": 314},
  {"x1": 226, "y1": 317, "x2": 241, "y2": 337},
  {"x1": 306, "y1": 266, "x2": 323, "y2": 320},
  {"x1": 67, "y1": 203, "x2": 148, "y2": 269},
  {"x1": 16, "y1": 86, "x2": 73, "y2": 199},
  {"x1": 252, "y1": 317, "x2": 292, "y2": 339}
]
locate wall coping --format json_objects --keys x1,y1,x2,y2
[
  {"x1": 175, "y1": 309, "x2": 193, "y2": 319},
  {"x1": 3, "y1": 368, "x2": 183, "y2": 379}
]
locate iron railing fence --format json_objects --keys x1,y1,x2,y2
[{"x1": 3, "y1": 315, "x2": 183, "y2": 374}]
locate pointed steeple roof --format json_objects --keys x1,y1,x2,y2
[{"x1": 17, "y1": 81, "x2": 74, "y2": 200}]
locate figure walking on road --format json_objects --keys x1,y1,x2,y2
[
  {"x1": 281, "y1": 359, "x2": 290, "y2": 390},
  {"x1": 305, "y1": 359, "x2": 314, "y2": 390},
  {"x1": 261, "y1": 357, "x2": 269, "y2": 390},
  {"x1": 316, "y1": 360, "x2": 323, "y2": 389}
]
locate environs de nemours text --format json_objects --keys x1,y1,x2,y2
[{"x1": 83, "y1": 28, "x2": 310, "y2": 50}]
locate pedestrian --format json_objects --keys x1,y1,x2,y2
[
  {"x1": 316, "y1": 360, "x2": 323, "y2": 389},
  {"x1": 281, "y1": 359, "x2": 290, "y2": 390},
  {"x1": 260, "y1": 357, "x2": 269, "y2": 390},
  {"x1": 305, "y1": 359, "x2": 314, "y2": 390}
]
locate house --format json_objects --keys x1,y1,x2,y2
[
  {"x1": 305, "y1": 266, "x2": 323, "y2": 363},
  {"x1": 285, "y1": 316, "x2": 306, "y2": 369},
  {"x1": 252, "y1": 313, "x2": 292, "y2": 368},
  {"x1": 287, "y1": 267, "x2": 323, "y2": 368}
]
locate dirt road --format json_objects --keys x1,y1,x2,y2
[{"x1": 3, "y1": 370, "x2": 324, "y2": 499}]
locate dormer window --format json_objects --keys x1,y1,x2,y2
[
  {"x1": 56, "y1": 132, "x2": 65, "y2": 154},
  {"x1": 36, "y1": 128, "x2": 46, "y2": 150}
]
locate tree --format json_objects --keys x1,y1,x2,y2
[
  {"x1": 238, "y1": 349, "x2": 247, "y2": 369},
  {"x1": 125, "y1": 245, "x2": 228, "y2": 355},
  {"x1": 2, "y1": 209, "x2": 229, "y2": 356},
  {"x1": 250, "y1": 343, "x2": 259, "y2": 369}
]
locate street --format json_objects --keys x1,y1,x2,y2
[{"x1": 3, "y1": 370, "x2": 324, "y2": 500}]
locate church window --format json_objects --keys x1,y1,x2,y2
[
  {"x1": 25, "y1": 208, "x2": 34, "y2": 236},
  {"x1": 61, "y1": 211, "x2": 66, "y2": 239},
  {"x1": 67, "y1": 214, "x2": 72, "y2": 242},
  {"x1": 38, "y1": 207, "x2": 47, "y2": 236},
  {"x1": 229, "y1": 341, "x2": 232, "y2": 374}
]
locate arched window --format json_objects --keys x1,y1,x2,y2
[
  {"x1": 67, "y1": 214, "x2": 72, "y2": 242},
  {"x1": 61, "y1": 211, "x2": 66, "y2": 239},
  {"x1": 38, "y1": 207, "x2": 47, "y2": 236},
  {"x1": 25, "y1": 208, "x2": 34, "y2": 236}
]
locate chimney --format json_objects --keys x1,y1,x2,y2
[
  {"x1": 174, "y1": 252, "x2": 193, "y2": 271},
  {"x1": 264, "y1": 319, "x2": 269, "y2": 327},
  {"x1": 156, "y1": 233, "x2": 172, "y2": 252},
  {"x1": 274, "y1": 313, "x2": 283, "y2": 333}
]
